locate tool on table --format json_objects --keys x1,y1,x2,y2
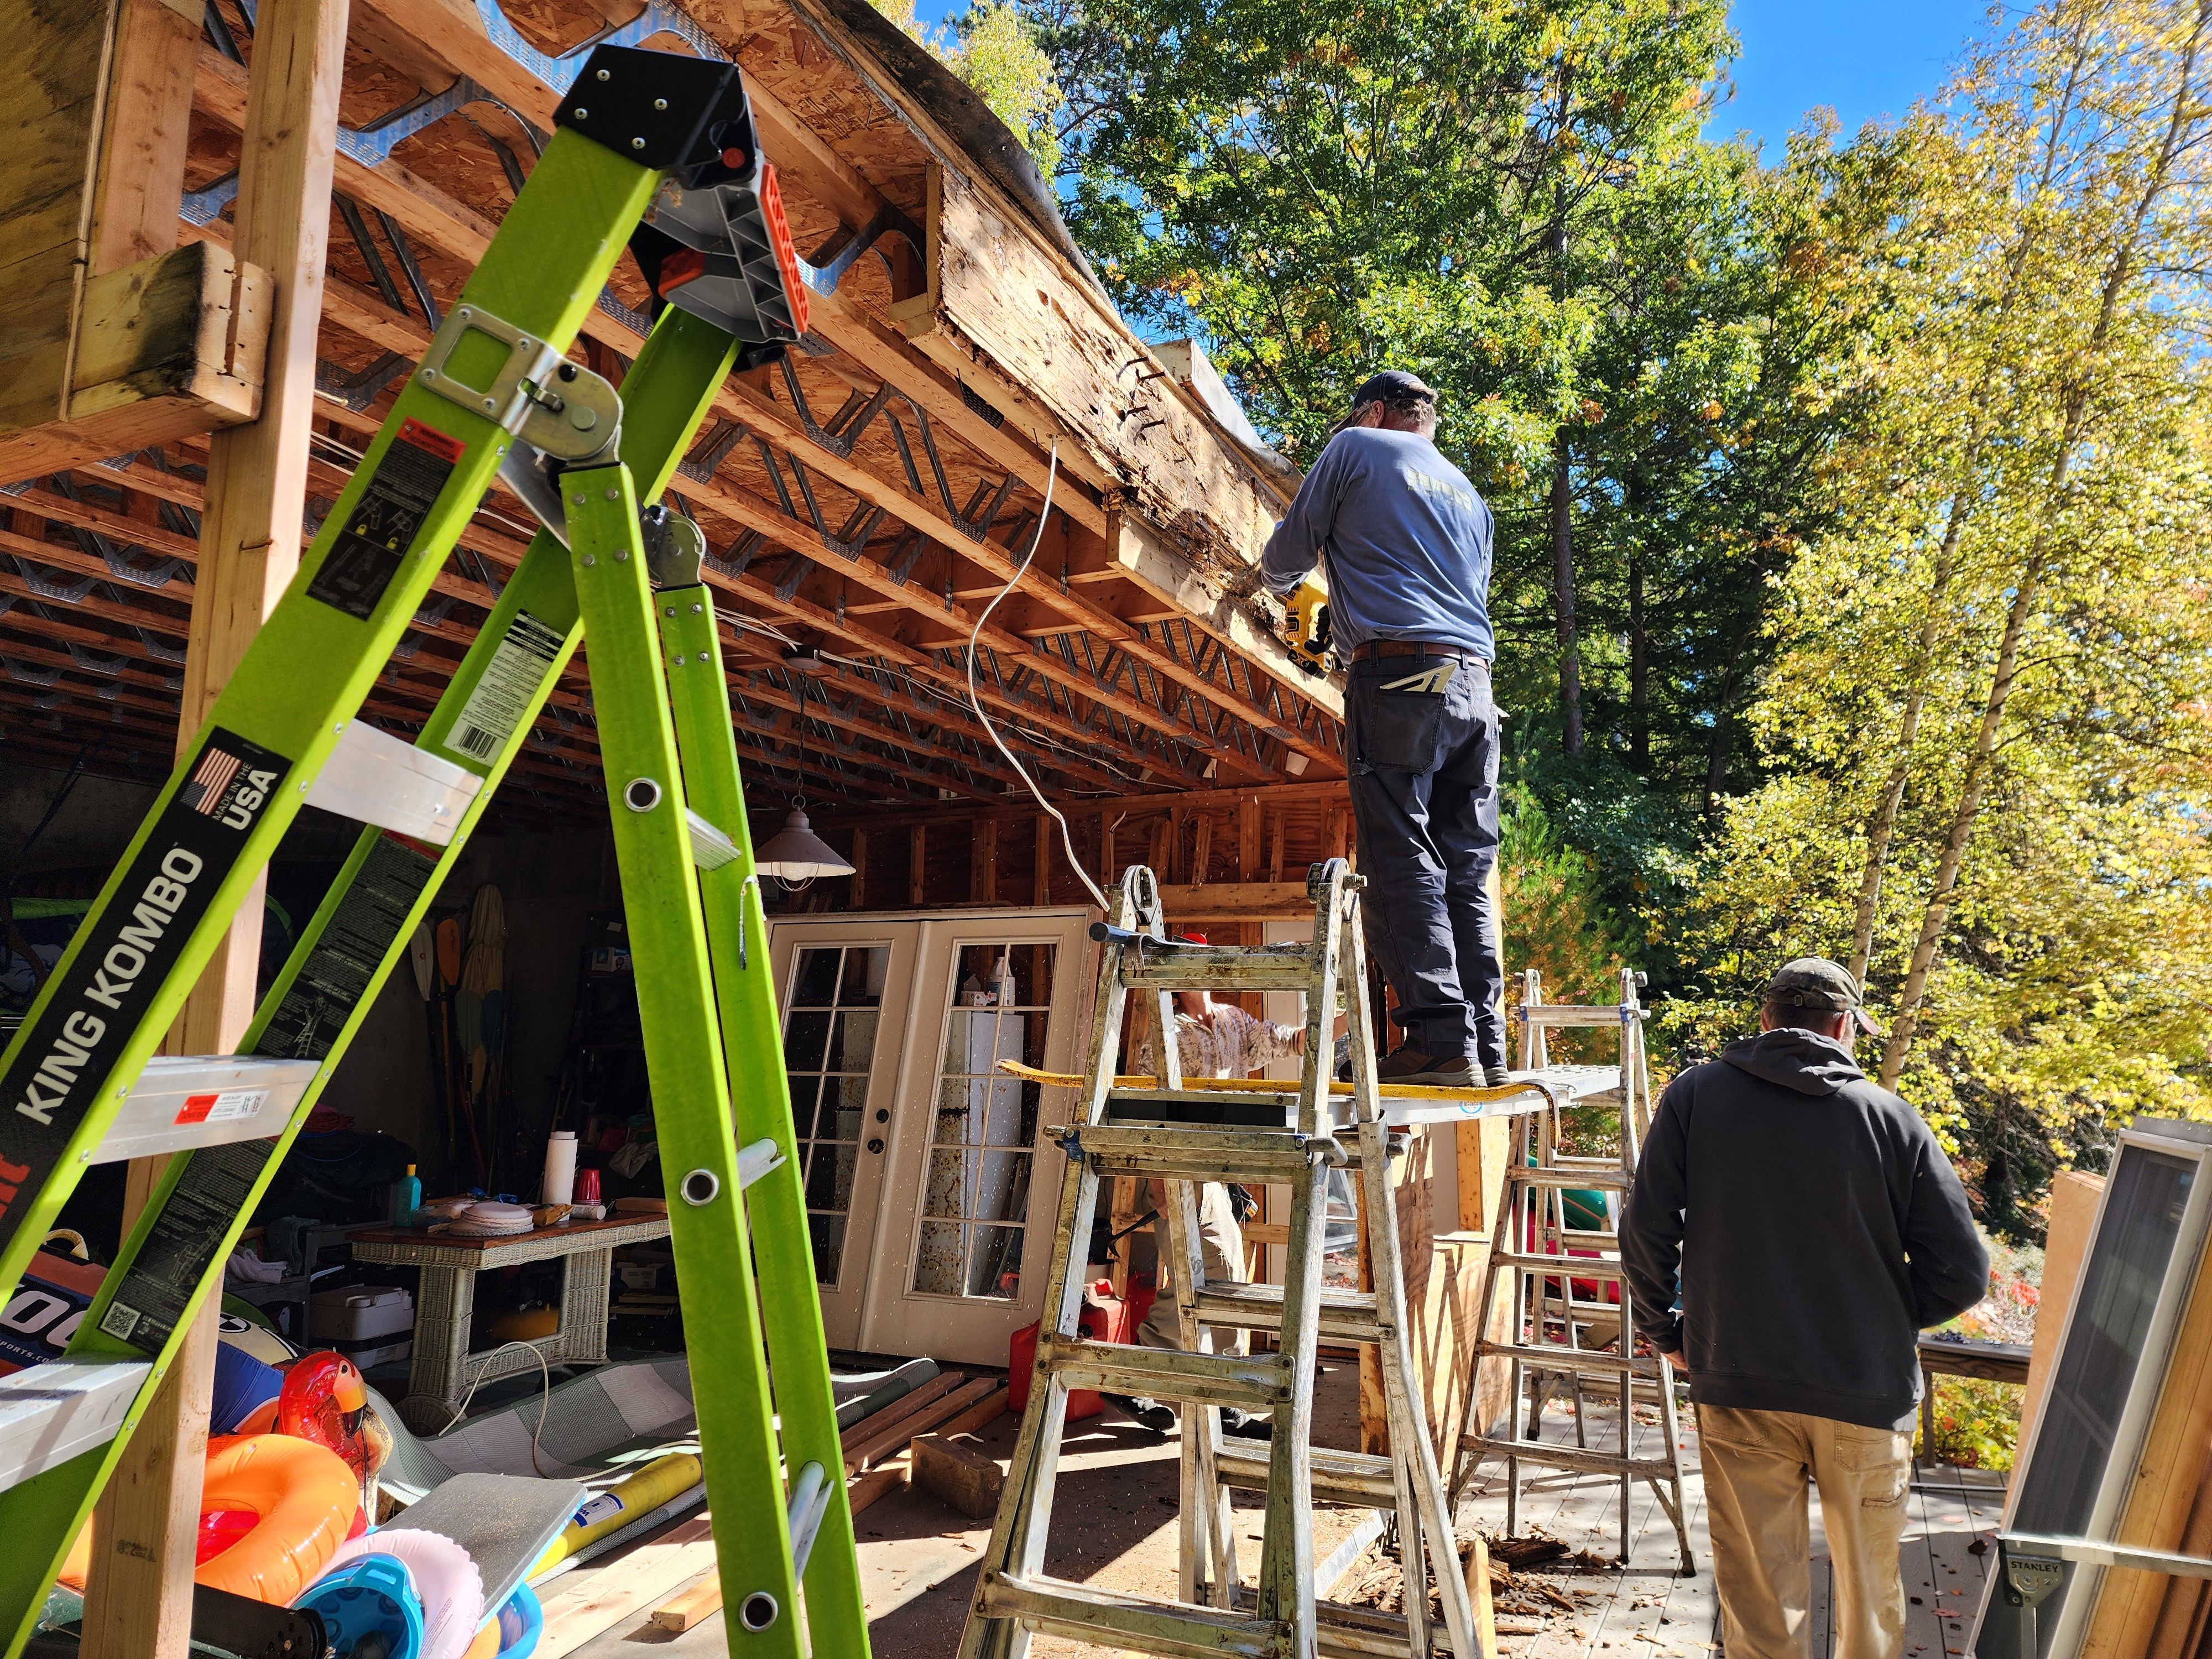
[
  {"x1": 1448, "y1": 967, "x2": 1695, "y2": 1573},
  {"x1": 0, "y1": 42, "x2": 863, "y2": 1658},
  {"x1": 962, "y1": 860, "x2": 1533, "y2": 1659}
]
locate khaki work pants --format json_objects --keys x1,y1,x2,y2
[
  {"x1": 1135, "y1": 1180, "x2": 1246, "y2": 1356},
  {"x1": 1696, "y1": 1405, "x2": 1913, "y2": 1659}
]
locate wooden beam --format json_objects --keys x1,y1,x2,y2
[
  {"x1": 0, "y1": 242, "x2": 268, "y2": 483},
  {"x1": 84, "y1": 9, "x2": 347, "y2": 1654},
  {"x1": 820, "y1": 778, "x2": 1351, "y2": 833},
  {"x1": 86, "y1": 0, "x2": 199, "y2": 274},
  {"x1": 1153, "y1": 881, "x2": 1316, "y2": 923},
  {"x1": 909, "y1": 823, "x2": 927, "y2": 905},
  {"x1": 971, "y1": 816, "x2": 997, "y2": 903},
  {"x1": 1034, "y1": 812, "x2": 1052, "y2": 906},
  {"x1": 848, "y1": 827, "x2": 868, "y2": 906}
]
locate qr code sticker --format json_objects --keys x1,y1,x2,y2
[{"x1": 98, "y1": 1303, "x2": 142, "y2": 1341}]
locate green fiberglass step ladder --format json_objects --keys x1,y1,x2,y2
[
  {"x1": 0, "y1": 43, "x2": 864, "y2": 1659},
  {"x1": 959, "y1": 861, "x2": 1485, "y2": 1659}
]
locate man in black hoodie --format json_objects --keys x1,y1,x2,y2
[{"x1": 1621, "y1": 959, "x2": 1987, "y2": 1659}]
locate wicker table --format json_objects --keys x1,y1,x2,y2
[{"x1": 349, "y1": 1214, "x2": 674, "y2": 1432}]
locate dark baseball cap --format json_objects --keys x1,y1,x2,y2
[
  {"x1": 1349, "y1": 371, "x2": 1436, "y2": 411},
  {"x1": 1764, "y1": 958, "x2": 1883, "y2": 1034}
]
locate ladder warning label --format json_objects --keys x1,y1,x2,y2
[
  {"x1": 306, "y1": 419, "x2": 460, "y2": 622},
  {"x1": 444, "y1": 609, "x2": 566, "y2": 762},
  {"x1": 0, "y1": 728, "x2": 288, "y2": 1265},
  {"x1": 171, "y1": 1089, "x2": 265, "y2": 1127},
  {"x1": 102, "y1": 834, "x2": 439, "y2": 1355}
]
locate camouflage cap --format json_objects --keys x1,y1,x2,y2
[{"x1": 1764, "y1": 958, "x2": 1883, "y2": 1035}]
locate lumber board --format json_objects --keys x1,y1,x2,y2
[
  {"x1": 535, "y1": 1515, "x2": 719, "y2": 1659},
  {"x1": 648, "y1": 1575, "x2": 724, "y2": 1634},
  {"x1": 1155, "y1": 880, "x2": 1325, "y2": 922},
  {"x1": 842, "y1": 1376, "x2": 999, "y2": 1473},
  {"x1": 2025, "y1": 1170, "x2": 2104, "y2": 1438},
  {"x1": 837, "y1": 1370, "x2": 967, "y2": 1467},
  {"x1": 85, "y1": 0, "x2": 197, "y2": 274}
]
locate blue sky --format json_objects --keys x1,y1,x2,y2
[
  {"x1": 1711, "y1": 0, "x2": 1992, "y2": 156},
  {"x1": 909, "y1": 0, "x2": 1994, "y2": 161}
]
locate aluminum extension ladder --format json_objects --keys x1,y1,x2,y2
[
  {"x1": 960, "y1": 860, "x2": 1482, "y2": 1659},
  {"x1": 0, "y1": 43, "x2": 866, "y2": 1659},
  {"x1": 1448, "y1": 969, "x2": 1694, "y2": 1572}
]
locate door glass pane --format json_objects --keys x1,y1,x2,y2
[
  {"x1": 781, "y1": 944, "x2": 890, "y2": 1286},
  {"x1": 910, "y1": 941, "x2": 1056, "y2": 1300}
]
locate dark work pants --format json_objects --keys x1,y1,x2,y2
[{"x1": 1343, "y1": 652, "x2": 1506, "y2": 1070}]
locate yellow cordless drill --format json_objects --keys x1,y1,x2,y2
[{"x1": 1284, "y1": 576, "x2": 1332, "y2": 675}]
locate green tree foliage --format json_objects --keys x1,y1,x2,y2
[
  {"x1": 869, "y1": 0, "x2": 1065, "y2": 171},
  {"x1": 1034, "y1": 0, "x2": 2212, "y2": 1229},
  {"x1": 1667, "y1": 0, "x2": 2212, "y2": 1228}
]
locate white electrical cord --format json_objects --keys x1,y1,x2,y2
[
  {"x1": 437, "y1": 1338, "x2": 556, "y2": 1475},
  {"x1": 963, "y1": 441, "x2": 1114, "y2": 913}
]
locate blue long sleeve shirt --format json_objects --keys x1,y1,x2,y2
[{"x1": 1259, "y1": 427, "x2": 1495, "y2": 657}]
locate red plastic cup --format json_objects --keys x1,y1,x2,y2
[{"x1": 573, "y1": 1168, "x2": 602, "y2": 1206}]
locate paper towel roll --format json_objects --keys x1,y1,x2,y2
[{"x1": 542, "y1": 1131, "x2": 578, "y2": 1206}]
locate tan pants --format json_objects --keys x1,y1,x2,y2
[
  {"x1": 1134, "y1": 1180, "x2": 1246, "y2": 1357},
  {"x1": 1696, "y1": 1405, "x2": 1913, "y2": 1659}
]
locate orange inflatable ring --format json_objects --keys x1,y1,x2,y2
[{"x1": 194, "y1": 1433, "x2": 361, "y2": 1603}]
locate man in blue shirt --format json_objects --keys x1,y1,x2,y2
[{"x1": 1260, "y1": 372, "x2": 1506, "y2": 1087}]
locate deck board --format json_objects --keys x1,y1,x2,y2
[{"x1": 1457, "y1": 1392, "x2": 2007, "y2": 1658}]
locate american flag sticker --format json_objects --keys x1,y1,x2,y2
[{"x1": 181, "y1": 748, "x2": 241, "y2": 816}]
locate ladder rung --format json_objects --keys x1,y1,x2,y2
[
  {"x1": 0, "y1": 1361, "x2": 152, "y2": 1493},
  {"x1": 1519, "y1": 1004, "x2": 1645, "y2": 1026},
  {"x1": 1227, "y1": 1586, "x2": 1457, "y2": 1657},
  {"x1": 302, "y1": 719, "x2": 481, "y2": 847},
  {"x1": 1102, "y1": 1091, "x2": 1312, "y2": 1133},
  {"x1": 1120, "y1": 948, "x2": 1317, "y2": 992},
  {"x1": 1507, "y1": 1168, "x2": 1629, "y2": 1190},
  {"x1": 685, "y1": 808, "x2": 739, "y2": 870},
  {"x1": 92, "y1": 1056, "x2": 320, "y2": 1165},
  {"x1": 980, "y1": 1571, "x2": 1282, "y2": 1658},
  {"x1": 1462, "y1": 1434, "x2": 1682, "y2": 1481},
  {"x1": 1477, "y1": 1342, "x2": 1659, "y2": 1376},
  {"x1": 1190, "y1": 1279, "x2": 1385, "y2": 1345},
  {"x1": 1493, "y1": 1251, "x2": 1625, "y2": 1278},
  {"x1": 1037, "y1": 1337, "x2": 1285, "y2": 1412},
  {"x1": 735, "y1": 1138, "x2": 784, "y2": 1190},
  {"x1": 1069, "y1": 1124, "x2": 1335, "y2": 1183},
  {"x1": 1213, "y1": 1439, "x2": 1398, "y2": 1505}
]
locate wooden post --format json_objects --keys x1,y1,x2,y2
[
  {"x1": 1325, "y1": 803, "x2": 1349, "y2": 863},
  {"x1": 1267, "y1": 810, "x2": 1286, "y2": 884},
  {"x1": 848, "y1": 827, "x2": 868, "y2": 908},
  {"x1": 81, "y1": 4, "x2": 347, "y2": 1654},
  {"x1": 1236, "y1": 794, "x2": 1262, "y2": 1013},
  {"x1": 1148, "y1": 816, "x2": 1172, "y2": 882},
  {"x1": 1099, "y1": 810, "x2": 1115, "y2": 888},
  {"x1": 1032, "y1": 813, "x2": 1052, "y2": 906},
  {"x1": 909, "y1": 823, "x2": 926, "y2": 905},
  {"x1": 1190, "y1": 813, "x2": 1211, "y2": 886},
  {"x1": 971, "y1": 817, "x2": 998, "y2": 904}
]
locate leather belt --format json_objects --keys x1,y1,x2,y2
[{"x1": 1349, "y1": 639, "x2": 1485, "y2": 665}]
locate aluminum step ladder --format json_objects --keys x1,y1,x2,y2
[
  {"x1": 960, "y1": 860, "x2": 1483, "y2": 1659},
  {"x1": 0, "y1": 41, "x2": 866, "y2": 1658},
  {"x1": 1448, "y1": 969, "x2": 1694, "y2": 1573}
]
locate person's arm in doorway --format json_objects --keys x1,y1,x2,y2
[{"x1": 1620, "y1": 1078, "x2": 1692, "y2": 1366}]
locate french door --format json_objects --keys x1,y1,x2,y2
[
  {"x1": 767, "y1": 909, "x2": 1092, "y2": 1363},
  {"x1": 764, "y1": 923, "x2": 920, "y2": 1346}
]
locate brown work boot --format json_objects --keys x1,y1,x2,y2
[{"x1": 1376, "y1": 1045, "x2": 1438, "y2": 1082}]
